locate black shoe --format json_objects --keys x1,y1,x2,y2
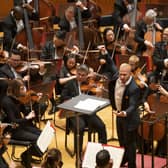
[
  {"x1": 21, "y1": 151, "x2": 32, "y2": 168},
  {"x1": 48, "y1": 105, "x2": 59, "y2": 115}
]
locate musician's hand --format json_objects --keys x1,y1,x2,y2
[
  {"x1": 26, "y1": 110, "x2": 35, "y2": 120},
  {"x1": 113, "y1": 110, "x2": 127, "y2": 117},
  {"x1": 72, "y1": 45, "x2": 79, "y2": 54},
  {"x1": 23, "y1": 75, "x2": 30, "y2": 82},
  {"x1": 76, "y1": 1, "x2": 88, "y2": 10},
  {"x1": 144, "y1": 40, "x2": 154, "y2": 48},
  {"x1": 154, "y1": 23, "x2": 163, "y2": 31},
  {"x1": 22, "y1": 3, "x2": 34, "y2": 12},
  {"x1": 99, "y1": 59, "x2": 106, "y2": 65},
  {"x1": 144, "y1": 102, "x2": 155, "y2": 113},
  {"x1": 158, "y1": 85, "x2": 168, "y2": 97},
  {"x1": 17, "y1": 44, "x2": 28, "y2": 52},
  {"x1": 123, "y1": 24, "x2": 131, "y2": 32}
]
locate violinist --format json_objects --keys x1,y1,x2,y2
[
  {"x1": 102, "y1": 27, "x2": 129, "y2": 61},
  {"x1": 0, "y1": 50, "x2": 29, "y2": 81},
  {"x1": 60, "y1": 64, "x2": 107, "y2": 164},
  {"x1": 128, "y1": 55, "x2": 147, "y2": 89},
  {"x1": 0, "y1": 50, "x2": 47, "y2": 121},
  {"x1": 59, "y1": 54, "x2": 77, "y2": 86},
  {"x1": 0, "y1": 79, "x2": 43, "y2": 168},
  {"x1": 134, "y1": 9, "x2": 163, "y2": 56},
  {"x1": 2, "y1": 6, "x2": 28, "y2": 52}
]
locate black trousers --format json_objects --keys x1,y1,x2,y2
[
  {"x1": 117, "y1": 117, "x2": 137, "y2": 168},
  {"x1": 69, "y1": 114, "x2": 107, "y2": 157}
]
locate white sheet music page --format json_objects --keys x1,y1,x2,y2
[
  {"x1": 74, "y1": 98, "x2": 106, "y2": 111},
  {"x1": 82, "y1": 142, "x2": 125, "y2": 168},
  {"x1": 37, "y1": 121, "x2": 55, "y2": 153}
]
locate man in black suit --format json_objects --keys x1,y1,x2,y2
[
  {"x1": 2, "y1": 6, "x2": 27, "y2": 52},
  {"x1": 108, "y1": 63, "x2": 140, "y2": 168},
  {"x1": 61, "y1": 64, "x2": 107, "y2": 161},
  {"x1": 152, "y1": 27, "x2": 168, "y2": 83},
  {"x1": 134, "y1": 9, "x2": 162, "y2": 56}
]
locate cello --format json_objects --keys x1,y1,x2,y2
[{"x1": 122, "y1": 0, "x2": 142, "y2": 52}]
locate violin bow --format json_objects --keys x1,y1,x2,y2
[
  {"x1": 82, "y1": 41, "x2": 91, "y2": 64},
  {"x1": 111, "y1": 26, "x2": 121, "y2": 60}
]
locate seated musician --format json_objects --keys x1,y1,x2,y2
[
  {"x1": 13, "y1": 0, "x2": 39, "y2": 20},
  {"x1": 112, "y1": 0, "x2": 142, "y2": 35},
  {"x1": 0, "y1": 79, "x2": 44, "y2": 168},
  {"x1": 0, "y1": 50, "x2": 47, "y2": 121},
  {"x1": 0, "y1": 80, "x2": 13, "y2": 168},
  {"x1": 59, "y1": 2, "x2": 91, "y2": 33},
  {"x1": 102, "y1": 27, "x2": 129, "y2": 63},
  {"x1": 152, "y1": 27, "x2": 168, "y2": 83},
  {"x1": 2, "y1": 6, "x2": 28, "y2": 52},
  {"x1": 134, "y1": 9, "x2": 163, "y2": 56},
  {"x1": 60, "y1": 64, "x2": 107, "y2": 162},
  {"x1": 40, "y1": 30, "x2": 67, "y2": 114}
]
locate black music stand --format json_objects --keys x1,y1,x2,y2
[{"x1": 57, "y1": 94, "x2": 110, "y2": 168}]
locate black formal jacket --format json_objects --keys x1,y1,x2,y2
[
  {"x1": 0, "y1": 64, "x2": 16, "y2": 79},
  {"x1": 61, "y1": 78, "x2": 79, "y2": 102},
  {"x1": 108, "y1": 77, "x2": 140, "y2": 131},
  {"x1": 2, "y1": 13, "x2": 18, "y2": 51},
  {"x1": 153, "y1": 41, "x2": 168, "y2": 73}
]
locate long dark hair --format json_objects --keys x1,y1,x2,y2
[{"x1": 41, "y1": 148, "x2": 63, "y2": 168}]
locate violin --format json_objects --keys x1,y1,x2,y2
[
  {"x1": 132, "y1": 65, "x2": 148, "y2": 88},
  {"x1": 80, "y1": 75, "x2": 105, "y2": 96},
  {"x1": 18, "y1": 90, "x2": 40, "y2": 104}
]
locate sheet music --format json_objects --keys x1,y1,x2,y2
[
  {"x1": 37, "y1": 121, "x2": 55, "y2": 153},
  {"x1": 82, "y1": 142, "x2": 125, "y2": 168},
  {"x1": 74, "y1": 98, "x2": 106, "y2": 111}
]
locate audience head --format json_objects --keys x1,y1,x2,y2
[
  {"x1": 119, "y1": 63, "x2": 132, "y2": 84},
  {"x1": 96, "y1": 149, "x2": 113, "y2": 168},
  {"x1": 41, "y1": 148, "x2": 63, "y2": 168},
  {"x1": 128, "y1": 55, "x2": 140, "y2": 71}
]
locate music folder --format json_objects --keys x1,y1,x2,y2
[
  {"x1": 82, "y1": 142, "x2": 125, "y2": 168},
  {"x1": 57, "y1": 94, "x2": 110, "y2": 118}
]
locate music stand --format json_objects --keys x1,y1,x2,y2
[{"x1": 57, "y1": 94, "x2": 110, "y2": 168}]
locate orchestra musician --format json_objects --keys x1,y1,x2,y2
[
  {"x1": 134, "y1": 9, "x2": 163, "y2": 56},
  {"x1": 112, "y1": 0, "x2": 141, "y2": 35},
  {"x1": 0, "y1": 80, "x2": 12, "y2": 168},
  {"x1": 40, "y1": 30, "x2": 67, "y2": 114},
  {"x1": 59, "y1": 2, "x2": 91, "y2": 33},
  {"x1": 0, "y1": 50, "x2": 47, "y2": 122},
  {"x1": 2, "y1": 6, "x2": 28, "y2": 52},
  {"x1": 13, "y1": 0, "x2": 39, "y2": 20},
  {"x1": 152, "y1": 27, "x2": 168, "y2": 83},
  {"x1": 108, "y1": 63, "x2": 140, "y2": 168},
  {"x1": 60, "y1": 64, "x2": 107, "y2": 163},
  {"x1": 0, "y1": 79, "x2": 43, "y2": 168}
]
